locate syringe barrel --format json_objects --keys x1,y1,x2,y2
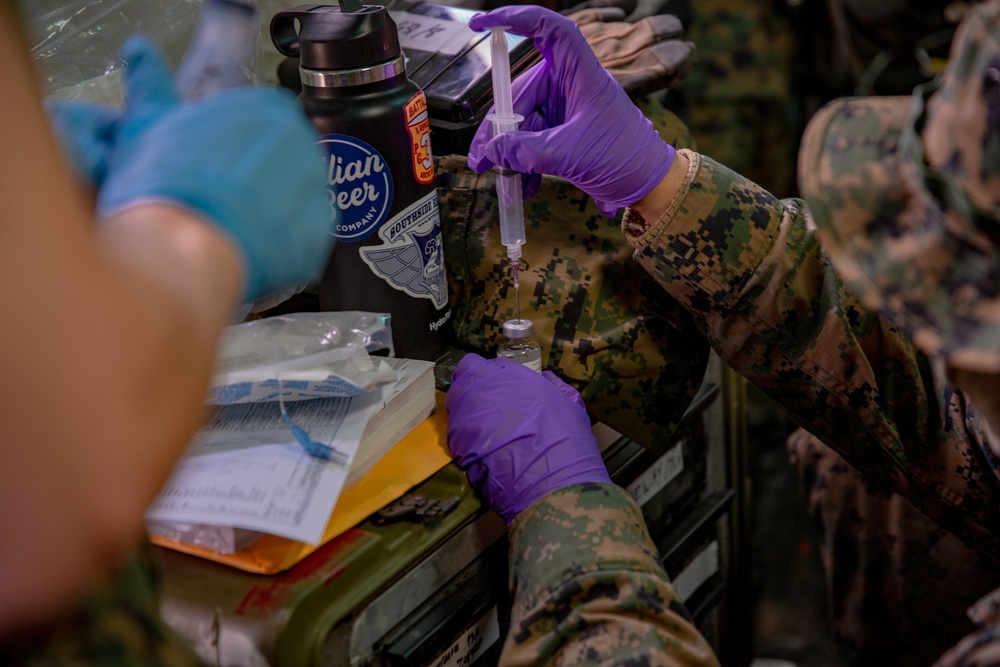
[
  {"x1": 490, "y1": 116, "x2": 520, "y2": 136},
  {"x1": 489, "y1": 27, "x2": 516, "y2": 118},
  {"x1": 497, "y1": 168, "x2": 525, "y2": 248},
  {"x1": 487, "y1": 26, "x2": 526, "y2": 255}
]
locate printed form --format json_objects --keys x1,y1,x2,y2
[{"x1": 145, "y1": 390, "x2": 380, "y2": 544}]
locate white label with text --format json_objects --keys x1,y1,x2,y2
[
  {"x1": 389, "y1": 10, "x2": 478, "y2": 56},
  {"x1": 428, "y1": 606, "x2": 500, "y2": 667},
  {"x1": 626, "y1": 442, "x2": 684, "y2": 507}
]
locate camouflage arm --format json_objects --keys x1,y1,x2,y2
[
  {"x1": 501, "y1": 483, "x2": 720, "y2": 667},
  {"x1": 623, "y1": 149, "x2": 1000, "y2": 555},
  {"x1": 0, "y1": 541, "x2": 206, "y2": 666}
]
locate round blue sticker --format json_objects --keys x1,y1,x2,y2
[{"x1": 318, "y1": 134, "x2": 394, "y2": 242}]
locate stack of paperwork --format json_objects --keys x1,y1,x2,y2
[{"x1": 146, "y1": 313, "x2": 436, "y2": 549}]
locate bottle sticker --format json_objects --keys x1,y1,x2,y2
[
  {"x1": 360, "y1": 191, "x2": 449, "y2": 309},
  {"x1": 318, "y1": 134, "x2": 393, "y2": 242},
  {"x1": 524, "y1": 357, "x2": 543, "y2": 373},
  {"x1": 404, "y1": 92, "x2": 435, "y2": 185}
]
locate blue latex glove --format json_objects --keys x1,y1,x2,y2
[
  {"x1": 446, "y1": 354, "x2": 612, "y2": 525},
  {"x1": 47, "y1": 101, "x2": 119, "y2": 186},
  {"x1": 467, "y1": 6, "x2": 676, "y2": 217},
  {"x1": 46, "y1": 34, "x2": 181, "y2": 187},
  {"x1": 51, "y1": 37, "x2": 332, "y2": 302}
]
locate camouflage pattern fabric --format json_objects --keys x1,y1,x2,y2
[
  {"x1": 622, "y1": 147, "x2": 1000, "y2": 556},
  {"x1": 437, "y1": 96, "x2": 710, "y2": 452},
  {"x1": 675, "y1": 0, "x2": 796, "y2": 195},
  {"x1": 0, "y1": 540, "x2": 205, "y2": 667},
  {"x1": 786, "y1": 427, "x2": 1000, "y2": 666},
  {"x1": 801, "y1": 0, "x2": 1000, "y2": 372},
  {"x1": 503, "y1": 483, "x2": 720, "y2": 666}
]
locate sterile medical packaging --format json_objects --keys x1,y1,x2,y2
[{"x1": 206, "y1": 311, "x2": 398, "y2": 405}]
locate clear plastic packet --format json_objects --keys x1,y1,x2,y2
[
  {"x1": 147, "y1": 521, "x2": 263, "y2": 555},
  {"x1": 206, "y1": 311, "x2": 397, "y2": 405},
  {"x1": 18, "y1": 0, "x2": 205, "y2": 103}
]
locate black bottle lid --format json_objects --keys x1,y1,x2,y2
[{"x1": 270, "y1": 2, "x2": 401, "y2": 71}]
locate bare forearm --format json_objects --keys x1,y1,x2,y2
[
  {"x1": 0, "y1": 208, "x2": 241, "y2": 635},
  {"x1": 0, "y1": 204, "x2": 242, "y2": 635},
  {"x1": 0, "y1": 8, "x2": 244, "y2": 628},
  {"x1": 89, "y1": 203, "x2": 243, "y2": 509}
]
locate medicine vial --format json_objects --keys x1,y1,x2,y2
[{"x1": 497, "y1": 319, "x2": 542, "y2": 373}]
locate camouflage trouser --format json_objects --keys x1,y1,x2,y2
[
  {"x1": 0, "y1": 540, "x2": 205, "y2": 667},
  {"x1": 786, "y1": 428, "x2": 1000, "y2": 666}
]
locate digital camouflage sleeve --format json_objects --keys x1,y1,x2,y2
[
  {"x1": 622, "y1": 149, "x2": 1000, "y2": 557},
  {"x1": 0, "y1": 541, "x2": 206, "y2": 667},
  {"x1": 501, "y1": 483, "x2": 720, "y2": 667}
]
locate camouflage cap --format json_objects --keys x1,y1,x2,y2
[{"x1": 800, "y1": 0, "x2": 1000, "y2": 371}]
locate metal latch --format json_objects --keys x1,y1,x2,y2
[{"x1": 371, "y1": 493, "x2": 460, "y2": 526}]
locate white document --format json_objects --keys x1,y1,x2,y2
[
  {"x1": 146, "y1": 390, "x2": 381, "y2": 544},
  {"x1": 389, "y1": 9, "x2": 478, "y2": 56}
]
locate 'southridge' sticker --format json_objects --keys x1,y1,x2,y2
[{"x1": 360, "y1": 191, "x2": 448, "y2": 309}]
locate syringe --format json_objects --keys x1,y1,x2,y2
[
  {"x1": 175, "y1": 0, "x2": 259, "y2": 101},
  {"x1": 175, "y1": 0, "x2": 261, "y2": 325},
  {"x1": 487, "y1": 26, "x2": 526, "y2": 317}
]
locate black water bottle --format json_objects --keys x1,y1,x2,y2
[{"x1": 270, "y1": 2, "x2": 452, "y2": 360}]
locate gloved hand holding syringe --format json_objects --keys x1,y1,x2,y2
[{"x1": 487, "y1": 26, "x2": 527, "y2": 317}]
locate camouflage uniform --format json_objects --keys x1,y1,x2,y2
[
  {"x1": 0, "y1": 541, "x2": 205, "y2": 667},
  {"x1": 502, "y1": 483, "x2": 720, "y2": 666},
  {"x1": 0, "y1": 17, "x2": 706, "y2": 666},
  {"x1": 797, "y1": 3, "x2": 1000, "y2": 662},
  {"x1": 435, "y1": 71, "x2": 721, "y2": 664},
  {"x1": 437, "y1": 95, "x2": 710, "y2": 454},
  {"x1": 676, "y1": 0, "x2": 796, "y2": 195},
  {"x1": 615, "y1": 2, "x2": 1000, "y2": 662},
  {"x1": 786, "y1": 427, "x2": 1000, "y2": 665},
  {"x1": 777, "y1": 2, "x2": 991, "y2": 663},
  {"x1": 820, "y1": 0, "x2": 962, "y2": 96},
  {"x1": 620, "y1": 140, "x2": 1000, "y2": 554}
]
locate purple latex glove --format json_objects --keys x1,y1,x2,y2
[
  {"x1": 467, "y1": 6, "x2": 675, "y2": 217},
  {"x1": 446, "y1": 354, "x2": 612, "y2": 525}
]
